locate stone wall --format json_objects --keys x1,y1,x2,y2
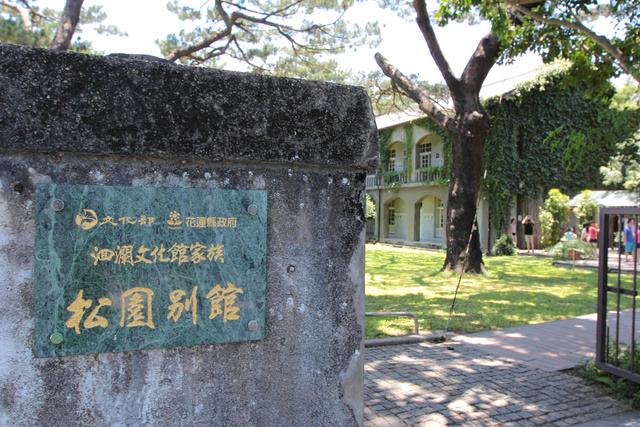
[{"x1": 0, "y1": 43, "x2": 378, "y2": 426}]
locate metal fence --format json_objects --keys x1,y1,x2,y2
[{"x1": 596, "y1": 207, "x2": 640, "y2": 383}]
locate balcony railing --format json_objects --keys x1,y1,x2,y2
[
  {"x1": 416, "y1": 167, "x2": 443, "y2": 183},
  {"x1": 366, "y1": 167, "x2": 448, "y2": 188},
  {"x1": 366, "y1": 174, "x2": 379, "y2": 187},
  {"x1": 382, "y1": 171, "x2": 407, "y2": 185}
]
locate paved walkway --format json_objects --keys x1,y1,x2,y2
[
  {"x1": 364, "y1": 312, "x2": 640, "y2": 426},
  {"x1": 452, "y1": 310, "x2": 639, "y2": 372},
  {"x1": 365, "y1": 342, "x2": 639, "y2": 426},
  {"x1": 521, "y1": 249, "x2": 640, "y2": 274}
]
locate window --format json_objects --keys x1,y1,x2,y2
[
  {"x1": 436, "y1": 200, "x2": 444, "y2": 237},
  {"x1": 388, "y1": 200, "x2": 396, "y2": 226},
  {"x1": 419, "y1": 142, "x2": 432, "y2": 169},
  {"x1": 388, "y1": 149, "x2": 396, "y2": 172}
]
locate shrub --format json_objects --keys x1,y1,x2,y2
[
  {"x1": 545, "y1": 239, "x2": 596, "y2": 260},
  {"x1": 492, "y1": 234, "x2": 516, "y2": 256},
  {"x1": 540, "y1": 188, "x2": 570, "y2": 246},
  {"x1": 366, "y1": 193, "x2": 377, "y2": 219},
  {"x1": 574, "y1": 190, "x2": 599, "y2": 224},
  {"x1": 575, "y1": 341, "x2": 640, "y2": 408}
]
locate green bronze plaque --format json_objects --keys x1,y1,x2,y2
[{"x1": 34, "y1": 183, "x2": 267, "y2": 358}]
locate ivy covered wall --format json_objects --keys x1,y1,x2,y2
[
  {"x1": 482, "y1": 68, "x2": 621, "y2": 234},
  {"x1": 375, "y1": 65, "x2": 627, "y2": 238}
]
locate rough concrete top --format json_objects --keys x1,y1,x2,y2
[{"x1": 0, "y1": 43, "x2": 379, "y2": 170}]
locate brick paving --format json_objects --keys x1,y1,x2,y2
[{"x1": 364, "y1": 342, "x2": 635, "y2": 426}]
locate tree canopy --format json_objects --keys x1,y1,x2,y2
[
  {"x1": 600, "y1": 80, "x2": 640, "y2": 191},
  {"x1": 1, "y1": 1, "x2": 383, "y2": 86},
  {"x1": 434, "y1": 0, "x2": 640, "y2": 85},
  {"x1": 505, "y1": 0, "x2": 639, "y2": 84},
  {"x1": 157, "y1": 0, "x2": 380, "y2": 80}
]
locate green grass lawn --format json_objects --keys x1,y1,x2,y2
[{"x1": 365, "y1": 243, "x2": 633, "y2": 339}]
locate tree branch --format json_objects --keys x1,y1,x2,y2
[
  {"x1": 165, "y1": 29, "x2": 231, "y2": 61},
  {"x1": 186, "y1": 36, "x2": 236, "y2": 64},
  {"x1": 374, "y1": 52, "x2": 454, "y2": 131},
  {"x1": 511, "y1": 3, "x2": 639, "y2": 83},
  {"x1": 165, "y1": 0, "x2": 336, "y2": 63},
  {"x1": 223, "y1": 0, "x2": 305, "y2": 22},
  {"x1": 217, "y1": 0, "x2": 232, "y2": 26},
  {"x1": 49, "y1": 0, "x2": 84, "y2": 50},
  {"x1": 460, "y1": 31, "x2": 501, "y2": 95},
  {"x1": 413, "y1": 0, "x2": 459, "y2": 93},
  {"x1": 1, "y1": 0, "x2": 33, "y2": 29}
]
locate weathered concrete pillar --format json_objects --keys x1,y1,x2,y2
[{"x1": 0, "y1": 43, "x2": 378, "y2": 426}]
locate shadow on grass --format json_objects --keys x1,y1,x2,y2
[
  {"x1": 365, "y1": 245, "x2": 610, "y2": 338},
  {"x1": 365, "y1": 287, "x2": 619, "y2": 339}
]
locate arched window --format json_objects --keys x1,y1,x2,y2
[
  {"x1": 387, "y1": 149, "x2": 396, "y2": 172},
  {"x1": 419, "y1": 142, "x2": 432, "y2": 169}
]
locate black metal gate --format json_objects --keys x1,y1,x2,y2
[{"x1": 596, "y1": 207, "x2": 640, "y2": 383}]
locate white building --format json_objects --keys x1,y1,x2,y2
[{"x1": 366, "y1": 113, "x2": 492, "y2": 251}]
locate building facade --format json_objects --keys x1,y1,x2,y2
[{"x1": 366, "y1": 114, "x2": 492, "y2": 252}]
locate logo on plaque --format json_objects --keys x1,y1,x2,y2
[
  {"x1": 74, "y1": 208, "x2": 99, "y2": 229},
  {"x1": 34, "y1": 184, "x2": 267, "y2": 358}
]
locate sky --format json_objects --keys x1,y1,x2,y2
[{"x1": 47, "y1": 0, "x2": 544, "y2": 98}]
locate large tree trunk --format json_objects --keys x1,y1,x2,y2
[
  {"x1": 375, "y1": 0, "x2": 500, "y2": 274},
  {"x1": 442, "y1": 109, "x2": 490, "y2": 273},
  {"x1": 49, "y1": 0, "x2": 84, "y2": 51}
]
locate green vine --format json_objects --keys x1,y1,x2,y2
[
  {"x1": 417, "y1": 166, "x2": 450, "y2": 185},
  {"x1": 481, "y1": 65, "x2": 623, "y2": 235},
  {"x1": 403, "y1": 125, "x2": 414, "y2": 181},
  {"x1": 381, "y1": 171, "x2": 403, "y2": 188},
  {"x1": 376, "y1": 128, "x2": 394, "y2": 181}
]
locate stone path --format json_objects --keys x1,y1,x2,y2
[
  {"x1": 522, "y1": 249, "x2": 640, "y2": 274},
  {"x1": 451, "y1": 310, "x2": 639, "y2": 372},
  {"x1": 364, "y1": 342, "x2": 636, "y2": 426}
]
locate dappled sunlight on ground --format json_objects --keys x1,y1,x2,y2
[
  {"x1": 364, "y1": 244, "x2": 619, "y2": 339},
  {"x1": 365, "y1": 342, "x2": 632, "y2": 426}
]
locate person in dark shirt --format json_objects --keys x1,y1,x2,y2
[{"x1": 522, "y1": 215, "x2": 535, "y2": 253}]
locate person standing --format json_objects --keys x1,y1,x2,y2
[
  {"x1": 509, "y1": 218, "x2": 517, "y2": 246},
  {"x1": 589, "y1": 221, "x2": 600, "y2": 254},
  {"x1": 581, "y1": 222, "x2": 590, "y2": 242},
  {"x1": 624, "y1": 218, "x2": 636, "y2": 262},
  {"x1": 637, "y1": 221, "x2": 640, "y2": 262},
  {"x1": 522, "y1": 215, "x2": 535, "y2": 253}
]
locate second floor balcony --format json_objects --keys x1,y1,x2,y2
[{"x1": 366, "y1": 167, "x2": 449, "y2": 188}]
